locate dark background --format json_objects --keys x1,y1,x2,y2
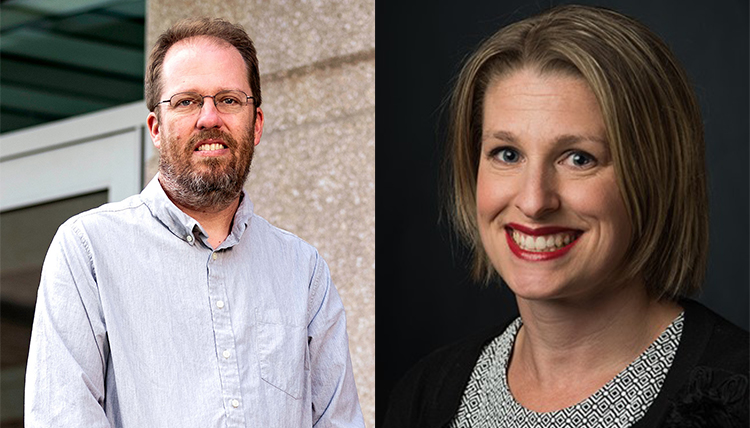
[{"x1": 375, "y1": 0, "x2": 749, "y2": 425}]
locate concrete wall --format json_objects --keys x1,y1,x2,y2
[{"x1": 146, "y1": 1, "x2": 375, "y2": 425}]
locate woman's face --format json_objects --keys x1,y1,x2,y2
[{"x1": 476, "y1": 69, "x2": 633, "y2": 302}]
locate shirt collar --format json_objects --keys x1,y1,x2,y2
[{"x1": 140, "y1": 173, "x2": 254, "y2": 248}]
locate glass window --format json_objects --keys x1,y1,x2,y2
[
  {"x1": 1, "y1": 191, "x2": 109, "y2": 427},
  {"x1": 0, "y1": 0, "x2": 145, "y2": 133}
]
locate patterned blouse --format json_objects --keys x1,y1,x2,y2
[{"x1": 449, "y1": 313, "x2": 685, "y2": 428}]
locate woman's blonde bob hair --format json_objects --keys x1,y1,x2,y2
[{"x1": 447, "y1": 5, "x2": 707, "y2": 300}]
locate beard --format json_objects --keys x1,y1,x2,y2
[{"x1": 158, "y1": 127, "x2": 254, "y2": 211}]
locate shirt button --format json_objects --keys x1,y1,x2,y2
[
  {"x1": 223, "y1": 350, "x2": 231, "y2": 359},
  {"x1": 186, "y1": 235, "x2": 193, "y2": 243},
  {"x1": 231, "y1": 399, "x2": 240, "y2": 408},
  {"x1": 212, "y1": 253, "x2": 218, "y2": 260},
  {"x1": 216, "y1": 300, "x2": 225, "y2": 309}
]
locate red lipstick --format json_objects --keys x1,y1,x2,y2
[{"x1": 505, "y1": 223, "x2": 581, "y2": 261}]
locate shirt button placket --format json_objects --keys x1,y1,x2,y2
[{"x1": 207, "y1": 250, "x2": 245, "y2": 426}]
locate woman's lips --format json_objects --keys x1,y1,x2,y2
[{"x1": 505, "y1": 223, "x2": 582, "y2": 261}]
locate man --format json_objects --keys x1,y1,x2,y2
[{"x1": 25, "y1": 18, "x2": 364, "y2": 427}]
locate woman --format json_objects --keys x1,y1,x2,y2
[{"x1": 383, "y1": 5, "x2": 748, "y2": 427}]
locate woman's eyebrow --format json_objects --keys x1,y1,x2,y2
[
  {"x1": 555, "y1": 134, "x2": 608, "y2": 147},
  {"x1": 482, "y1": 130, "x2": 517, "y2": 143},
  {"x1": 482, "y1": 130, "x2": 606, "y2": 146}
]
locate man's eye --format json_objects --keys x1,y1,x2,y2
[
  {"x1": 174, "y1": 98, "x2": 198, "y2": 108},
  {"x1": 220, "y1": 97, "x2": 239, "y2": 105}
]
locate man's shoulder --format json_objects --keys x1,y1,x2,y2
[
  {"x1": 66, "y1": 195, "x2": 145, "y2": 223},
  {"x1": 247, "y1": 212, "x2": 319, "y2": 255},
  {"x1": 58, "y1": 193, "x2": 147, "y2": 235}
]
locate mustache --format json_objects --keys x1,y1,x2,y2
[{"x1": 187, "y1": 129, "x2": 238, "y2": 150}]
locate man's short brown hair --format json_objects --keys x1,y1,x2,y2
[{"x1": 145, "y1": 17, "x2": 261, "y2": 113}]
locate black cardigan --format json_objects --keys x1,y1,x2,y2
[{"x1": 383, "y1": 300, "x2": 748, "y2": 428}]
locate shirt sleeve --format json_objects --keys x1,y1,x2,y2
[
  {"x1": 25, "y1": 221, "x2": 112, "y2": 427},
  {"x1": 306, "y1": 253, "x2": 365, "y2": 427}
]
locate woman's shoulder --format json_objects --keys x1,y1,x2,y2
[
  {"x1": 681, "y1": 299, "x2": 748, "y2": 371},
  {"x1": 399, "y1": 322, "x2": 511, "y2": 386},
  {"x1": 644, "y1": 299, "x2": 749, "y2": 427},
  {"x1": 382, "y1": 320, "x2": 516, "y2": 428}
]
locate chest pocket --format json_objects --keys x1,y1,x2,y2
[{"x1": 254, "y1": 310, "x2": 309, "y2": 399}]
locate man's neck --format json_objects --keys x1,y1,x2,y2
[{"x1": 160, "y1": 180, "x2": 241, "y2": 250}]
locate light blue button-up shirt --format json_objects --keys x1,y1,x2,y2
[{"x1": 25, "y1": 176, "x2": 364, "y2": 427}]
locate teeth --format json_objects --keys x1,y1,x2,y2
[
  {"x1": 510, "y1": 229, "x2": 578, "y2": 252},
  {"x1": 197, "y1": 143, "x2": 226, "y2": 151}
]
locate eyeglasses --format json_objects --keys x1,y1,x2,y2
[{"x1": 156, "y1": 90, "x2": 255, "y2": 114}]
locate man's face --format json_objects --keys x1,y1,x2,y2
[{"x1": 147, "y1": 36, "x2": 264, "y2": 210}]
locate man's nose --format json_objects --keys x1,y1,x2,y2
[{"x1": 195, "y1": 96, "x2": 224, "y2": 129}]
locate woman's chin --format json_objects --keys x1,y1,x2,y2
[
  {"x1": 504, "y1": 278, "x2": 570, "y2": 302},
  {"x1": 503, "y1": 271, "x2": 600, "y2": 303}
]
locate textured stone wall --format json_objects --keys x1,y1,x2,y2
[{"x1": 146, "y1": 1, "x2": 375, "y2": 425}]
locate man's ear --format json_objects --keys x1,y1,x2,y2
[
  {"x1": 147, "y1": 111, "x2": 161, "y2": 149},
  {"x1": 253, "y1": 107, "x2": 264, "y2": 146}
]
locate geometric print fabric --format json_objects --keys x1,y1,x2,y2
[{"x1": 449, "y1": 313, "x2": 684, "y2": 428}]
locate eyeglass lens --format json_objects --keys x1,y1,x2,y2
[{"x1": 169, "y1": 90, "x2": 250, "y2": 114}]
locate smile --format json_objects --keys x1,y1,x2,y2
[
  {"x1": 505, "y1": 224, "x2": 581, "y2": 261},
  {"x1": 195, "y1": 143, "x2": 227, "y2": 151},
  {"x1": 511, "y1": 229, "x2": 578, "y2": 251}
]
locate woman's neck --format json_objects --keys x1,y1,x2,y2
[{"x1": 508, "y1": 282, "x2": 682, "y2": 412}]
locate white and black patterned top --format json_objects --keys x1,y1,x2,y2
[{"x1": 449, "y1": 312, "x2": 684, "y2": 428}]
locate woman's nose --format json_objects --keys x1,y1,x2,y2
[{"x1": 514, "y1": 165, "x2": 561, "y2": 219}]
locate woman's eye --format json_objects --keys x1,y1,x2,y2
[
  {"x1": 492, "y1": 147, "x2": 521, "y2": 164},
  {"x1": 564, "y1": 151, "x2": 596, "y2": 169}
]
